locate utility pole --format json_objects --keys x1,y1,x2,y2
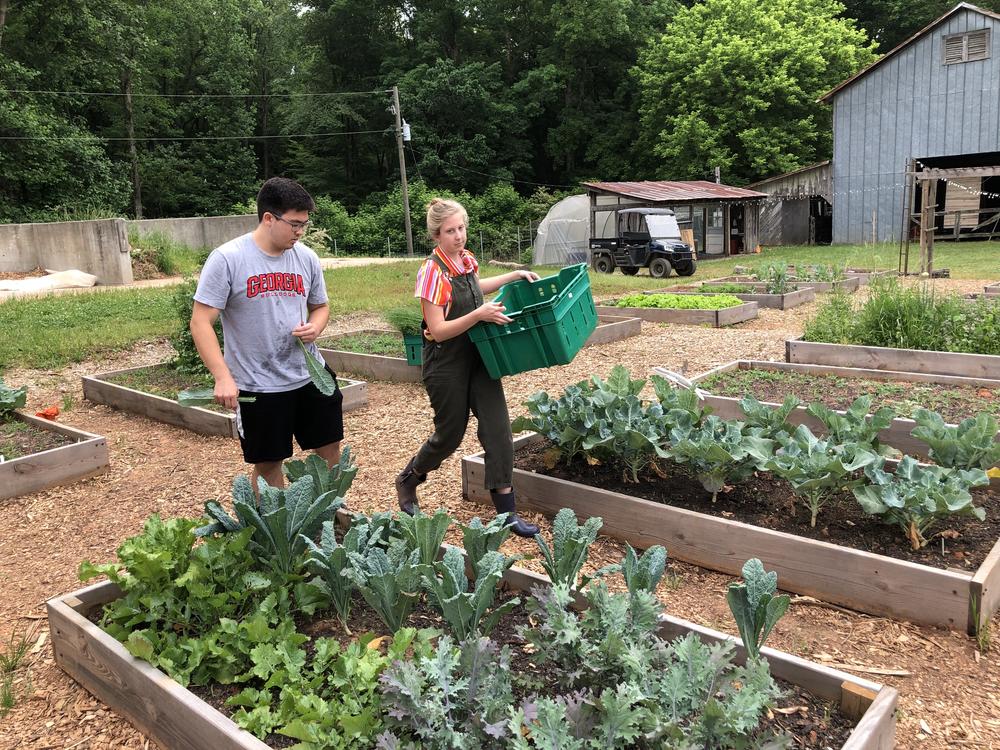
[
  {"x1": 391, "y1": 86, "x2": 414, "y2": 257},
  {"x1": 122, "y1": 66, "x2": 143, "y2": 219},
  {"x1": 714, "y1": 166, "x2": 721, "y2": 184}
]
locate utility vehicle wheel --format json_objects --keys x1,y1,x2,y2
[
  {"x1": 674, "y1": 261, "x2": 696, "y2": 277},
  {"x1": 621, "y1": 267, "x2": 639, "y2": 276},
  {"x1": 649, "y1": 257, "x2": 672, "y2": 279},
  {"x1": 593, "y1": 255, "x2": 615, "y2": 274}
]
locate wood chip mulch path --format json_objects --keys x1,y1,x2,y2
[{"x1": 1, "y1": 286, "x2": 999, "y2": 749}]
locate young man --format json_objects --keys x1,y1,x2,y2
[{"x1": 190, "y1": 177, "x2": 342, "y2": 489}]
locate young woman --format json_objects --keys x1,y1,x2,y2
[{"x1": 395, "y1": 198, "x2": 540, "y2": 537}]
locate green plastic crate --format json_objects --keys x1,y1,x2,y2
[
  {"x1": 468, "y1": 263, "x2": 597, "y2": 379},
  {"x1": 403, "y1": 333, "x2": 423, "y2": 366}
]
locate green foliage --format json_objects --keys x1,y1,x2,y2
[
  {"x1": 128, "y1": 230, "x2": 206, "y2": 277},
  {"x1": 618, "y1": 543, "x2": 668, "y2": 603},
  {"x1": 535, "y1": 508, "x2": 603, "y2": 589},
  {"x1": 176, "y1": 388, "x2": 255, "y2": 407},
  {"x1": 615, "y1": 293, "x2": 744, "y2": 310},
  {"x1": 459, "y1": 514, "x2": 514, "y2": 565},
  {"x1": 284, "y1": 449, "x2": 359, "y2": 501},
  {"x1": 739, "y1": 394, "x2": 801, "y2": 439},
  {"x1": 343, "y1": 536, "x2": 422, "y2": 632},
  {"x1": 766, "y1": 425, "x2": 879, "y2": 527},
  {"x1": 0, "y1": 378, "x2": 28, "y2": 420},
  {"x1": 383, "y1": 306, "x2": 424, "y2": 337},
  {"x1": 196, "y1": 473, "x2": 346, "y2": 575},
  {"x1": 667, "y1": 416, "x2": 775, "y2": 501},
  {"x1": 726, "y1": 558, "x2": 791, "y2": 661},
  {"x1": 636, "y1": 0, "x2": 877, "y2": 184},
  {"x1": 395, "y1": 508, "x2": 452, "y2": 567},
  {"x1": 911, "y1": 409, "x2": 1000, "y2": 471},
  {"x1": 297, "y1": 338, "x2": 338, "y2": 396},
  {"x1": 855, "y1": 456, "x2": 989, "y2": 550},
  {"x1": 419, "y1": 546, "x2": 520, "y2": 640},
  {"x1": 805, "y1": 395, "x2": 897, "y2": 455},
  {"x1": 169, "y1": 280, "x2": 219, "y2": 376}
]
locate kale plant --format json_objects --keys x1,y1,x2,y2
[
  {"x1": 911, "y1": 408, "x2": 1000, "y2": 471},
  {"x1": 395, "y1": 507, "x2": 452, "y2": 566},
  {"x1": 460, "y1": 513, "x2": 514, "y2": 564},
  {"x1": 855, "y1": 456, "x2": 989, "y2": 549},
  {"x1": 535, "y1": 508, "x2": 604, "y2": 589},
  {"x1": 343, "y1": 536, "x2": 422, "y2": 632},
  {"x1": 284, "y1": 447, "x2": 358, "y2": 500},
  {"x1": 726, "y1": 558, "x2": 791, "y2": 661}
]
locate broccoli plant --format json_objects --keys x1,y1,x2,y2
[
  {"x1": 726, "y1": 558, "x2": 791, "y2": 661},
  {"x1": 765, "y1": 425, "x2": 879, "y2": 527},
  {"x1": 854, "y1": 456, "x2": 989, "y2": 550},
  {"x1": 582, "y1": 394, "x2": 671, "y2": 481},
  {"x1": 910, "y1": 408, "x2": 1000, "y2": 471},
  {"x1": 511, "y1": 384, "x2": 596, "y2": 466},
  {"x1": 650, "y1": 373, "x2": 711, "y2": 429},
  {"x1": 805, "y1": 395, "x2": 897, "y2": 455},
  {"x1": 535, "y1": 508, "x2": 604, "y2": 589},
  {"x1": 667, "y1": 416, "x2": 774, "y2": 502},
  {"x1": 739, "y1": 394, "x2": 801, "y2": 440},
  {"x1": 0, "y1": 378, "x2": 27, "y2": 420}
]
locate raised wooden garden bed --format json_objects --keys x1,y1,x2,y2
[
  {"x1": 985, "y1": 283, "x2": 1000, "y2": 297},
  {"x1": 786, "y1": 337, "x2": 1000, "y2": 380},
  {"x1": 83, "y1": 364, "x2": 368, "y2": 439},
  {"x1": 584, "y1": 313, "x2": 643, "y2": 345},
  {"x1": 318, "y1": 329, "x2": 421, "y2": 383},
  {"x1": 594, "y1": 300, "x2": 758, "y2": 327},
  {"x1": 844, "y1": 269, "x2": 897, "y2": 284},
  {"x1": 0, "y1": 413, "x2": 109, "y2": 500},
  {"x1": 645, "y1": 285, "x2": 816, "y2": 310},
  {"x1": 704, "y1": 276, "x2": 861, "y2": 293},
  {"x1": 464, "y1": 434, "x2": 1000, "y2": 633},
  {"x1": 688, "y1": 360, "x2": 1000, "y2": 464},
  {"x1": 49, "y1": 552, "x2": 897, "y2": 750}
]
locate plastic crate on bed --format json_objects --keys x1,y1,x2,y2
[{"x1": 468, "y1": 263, "x2": 597, "y2": 379}]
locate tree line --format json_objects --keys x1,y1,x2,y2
[{"x1": 0, "y1": 0, "x2": 993, "y2": 228}]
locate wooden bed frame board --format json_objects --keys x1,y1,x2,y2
[
  {"x1": 49, "y1": 549, "x2": 896, "y2": 750},
  {"x1": 687, "y1": 360, "x2": 1000, "y2": 462},
  {"x1": 594, "y1": 300, "x2": 758, "y2": 327},
  {"x1": 463, "y1": 434, "x2": 999, "y2": 633},
  {"x1": 0, "y1": 413, "x2": 109, "y2": 500},
  {"x1": 83, "y1": 364, "x2": 368, "y2": 439},
  {"x1": 642, "y1": 286, "x2": 816, "y2": 310},
  {"x1": 318, "y1": 329, "x2": 421, "y2": 383},
  {"x1": 786, "y1": 338, "x2": 1000, "y2": 380},
  {"x1": 984, "y1": 283, "x2": 1000, "y2": 297},
  {"x1": 705, "y1": 276, "x2": 861, "y2": 293}
]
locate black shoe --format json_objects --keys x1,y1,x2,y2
[
  {"x1": 490, "y1": 490, "x2": 539, "y2": 538},
  {"x1": 395, "y1": 457, "x2": 427, "y2": 516}
]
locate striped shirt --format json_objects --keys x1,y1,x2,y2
[{"x1": 414, "y1": 247, "x2": 479, "y2": 307}]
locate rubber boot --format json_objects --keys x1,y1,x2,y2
[
  {"x1": 395, "y1": 457, "x2": 427, "y2": 516},
  {"x1": 490, "y1": 490, "x2": 539, "y2": 538}
]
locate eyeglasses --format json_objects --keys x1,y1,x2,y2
[{"x1": 271, "y1": 212, "x2": 311, "y2": 231}]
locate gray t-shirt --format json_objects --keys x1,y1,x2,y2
[{"x1": 194, "y1": 233, "x2": 329, "y2": 392}]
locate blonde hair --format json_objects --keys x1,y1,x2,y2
[{"x1": 426, "y1": 198, "x2": 468, "y2": 239}]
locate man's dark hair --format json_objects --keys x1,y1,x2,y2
[{"x1": 256, "y1": 177, "x2": 315, "y2": 222}]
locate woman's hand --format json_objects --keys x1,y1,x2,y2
[
  {"x1": 477, "y1": 301, "x2": 513, "y2": 325},
  {"x1": 517, "y1": 270, "x2": 540, "y2": 282}
]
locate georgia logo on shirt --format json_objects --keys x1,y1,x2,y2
[{"x1": 246, "y1": 272, "x2": 306, "y2": 299}]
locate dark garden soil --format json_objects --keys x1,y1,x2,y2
[
  {"x1": 185, "y1": 588, "x2": 853, "y2": 749},
  {"x1": 0, "y1": 418, "x2": 73, "y2": 460},
  {"x1": 701, "y1": 367, "x2": 1000, "y2": 423},
  {"x1": 517, "y1": 442, "x2": 1000, "y2": 570},
  {"x1": 317, "y1": 331, "x2": 405, "y2": 357}
]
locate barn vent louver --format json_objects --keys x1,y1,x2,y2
[{"x1": 943, "y1": 29, "x2": 991, "y2": 64}]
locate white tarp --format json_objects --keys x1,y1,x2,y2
[
  {"x1": 0, "y1": 269, "x2": 98, "y2": 293},
  {"x1": 533, "y1": 194, "x2": 616, "y2": 266}
]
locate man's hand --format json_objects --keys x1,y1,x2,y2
[
  {"x1": 214, "y1": 374, "x2": 240, "y2": 410},
  {"x1": 291, "y1": 321, "x2": 320, "y2": 344}
]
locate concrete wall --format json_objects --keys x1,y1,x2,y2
[
  {"x1": 0, "y1": 218, "x2": 133, "y2": 285},
  {"x1": 127, "y1": 214, "x2": 258, "y2": 251}
]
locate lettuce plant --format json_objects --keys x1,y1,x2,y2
[
  {"x1": 343, "y1": 536, "x2": 422, "y2": 632},
  {"x1": 855, "y1": 456, "x2": 989, "y2": 550},
  {"x1": 535, "y1": 508, "x2": 603, "y2": 589},
  {"x1": 911, "y1": 408, "x2": 1000, "y2": 471},
  {"x1": 765, "y1": 425, "x2": 879, "y2": 527},
  {"x1": 805, "y1": 395, "x2": 897, "y2": 455},
  {"x1": 667, "y1": 416, "x2": 774, "y2": 502},
  {"x1": 419, "y1": 546, "x2": 519, "y2": 640},
  {"x1": 196, "y1": 473, "x2": 344, "y2": 575},
  {"x1": 726, "y1": 558, "x2": 790, "y2": 661}
]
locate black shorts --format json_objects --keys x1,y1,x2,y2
[{"x1": 236, "y1": 368, "x2": 344, "y2": 464}]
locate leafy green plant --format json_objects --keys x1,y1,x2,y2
[
  {"x1": 614, "y1": 292, "x2": 744, "y2": 309},
  {"x1": 169, "y1": 279, "x2": 219, "y2": 375},
  {"x1": 343, "y1": 536, "x2": 422, "y2": 632},
  {"x1": 766, "y1": 425, "x2": 879, "y2": 527},
  {"x1": 535, "y1": 508, "x2": 604, "y2": 589},
  {"x1": 726, "y1": 558, "x2": 791, "y2": 661},
  {"x1": 911, "y1": 408, "x2": 1000, "y2": 471},
  {"x1": 650, "y1": 373, "x2": 710, "y2": 428},
  {"x1": 395, "y1": 507, "x2": 452, "y2": 566},
  {"x1": 419, "y1": 546, "x2": 519, "y2": 640},
  {"x1": 459, "y1": 514, "x2": 514, "y2": 564},
  {"x1": 176, "y1": 387, "x2": 255, "y2": 407},
  {"x1": 805, "y1": 395, "x2": 897, "y2": 455},
  {"x1": 0, "y1": 629, "x2": 32, "y2": 721},
  {"x1": 284, "y1": 448, "x2": 359, "y2": 500},
  {"x1": 739, "y1": 394, "x2": 801, "y2": 439},
  {"x1": 0, "y1": 378, "x2": 27, "y2": 420},
  {"x1": 855, "y1": 456, "x2": 989, "y2": 550},
  {"x1": 196, "y1": 473, "x2": 345, "y2": 575},
  {"x1": 296, "y1": 338, "x2": 338, "y2": 395},
  {"x1": 620, "y1": 543, "x2": 668, "y2": 600},
  {"x1": 667, "y1": 416, "x2": 774, "y2": 502},
  {"x1": 384, "y1": 305, "x2": 425, "y2": 337}
]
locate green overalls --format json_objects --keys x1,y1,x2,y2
[{"x1": 413, "y1": 256, "x2": 513, "y2": 490}]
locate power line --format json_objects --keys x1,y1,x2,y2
[
  {"x1": 0, "y1": 129, "x2": 390, "y2": 143},
  {"x1": 0, "y1": 88, "x2": 393, "y2": 99},
  {"x1": 409, "y1": 146, "x2": 579, "y2": 190}
]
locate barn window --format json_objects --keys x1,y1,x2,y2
[{"x1": 943, "y1": 29, "x2": 991, "y2": 64}]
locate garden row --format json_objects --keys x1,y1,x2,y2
[
  {"x1": 464, "y1": 365, "x2": 1000, "y2": 634},
  {"x1": 50, "y1": 450, "x2": 896, "y2": 749}
]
